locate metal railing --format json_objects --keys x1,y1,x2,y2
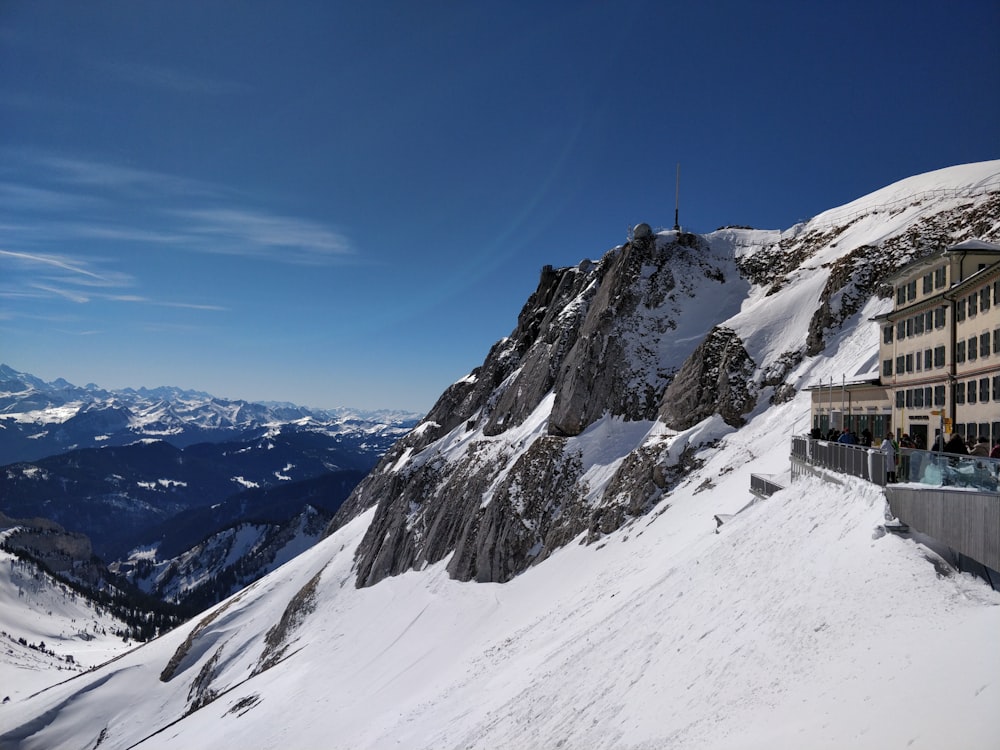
[
  {"x1": 750, "y1": 473, "x2": 785, "y2": 498},
  {"x1": 791, "y1": 436, "x2": 1000, "y2": 493},
  {"x1": 791, "y1": 436, "x2": 887, "y2": 486}
]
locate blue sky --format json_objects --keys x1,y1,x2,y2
[{"x1": 2, "y1": 1, "x2": 998, "y2": 412}]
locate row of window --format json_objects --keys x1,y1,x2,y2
[
  {"x1": 956, "y1": 329, "x2": 1000, "y2": 363},
  {"x1": 885, "y1": 306, "x2": 947, "y2": 343},
  {"x1": 891, "y1": 274, "x2": 1000, "y2": 338},
  {"x1": 897, "y1": 267, "x2": 948, "y2": 305},
  {"x1": 885, "y1": 329, "x2": 1000, "y2": 375},
  {"x1": 955, "y1": 283, "x2": 996, "y2": 322},
  {"x1": 895, "y1": 385, "x2": 946, "y2": 408},
  {"x1": 955, "y1": 376, "x2": 1000, "y2": 405},
  {"x1": 896, "y1": 263, "x2": 1000, "y2": 310},
  {"x1": 884, "y1": 345, "x2": 946, "y2": 376},
  {"x1": 893, "y1": 376, "x2": 1000, "y2": 409}
]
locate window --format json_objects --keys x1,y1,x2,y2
[
  {"x1": 906, "y1": 318, "x2": 914, "y2": 337},
  {"x1": 897, "y1": 287, "x2": 907, "y2": 305},
  {"x1": 934, "y1": 345, "x2": 946, "y2": 367},
  {"x1": 906, "y1": 389, "x2": 914, "y2": 408},
  {"x1": 935, "y1": 385, "x2": 946, "y2": 406},
  {"x1": 982, "y1": 332, "x2": 991, "y2": 358},
  {"x1": 914, "y1": 314, "x2": 924, "y2": 335},
  {"x1": 982, "y1": 287, "x2": 991, "y2": 311},
  {"x1": 924, "y1": 387, "x2": 933, "y2": 407},
  {"x1": 981, "y1": 378, "x2": 990, "y2": 403},
  {"x1": 968, "y1": 381, "x2": 977, "y2": 404},
  {"x1": 994, "y1": 376, "x2": 1000, "y2": 401},
  {"x1": 935, "y1": 307, "x2": 946, "y2": 328},
  {"x1": 969, "y1": 293, "x2": 978, "y2": 317},
  {"x1": 897, "y1": 321, "x2": 906, "y2": 340},
  {"x1": 924, "y1": 349, "x2": 933, "y2": 369},
  {"x1": 969, "y1": 336, "x2": 978, "y2": 361},
  {"x1": 907, "y1": 280, "x2": 917, "y2": 301},
  {"x1": 956, "y1": 340, "x2": 966, "y2": 363},
  {"x1": 956, "y1": 385, "x2": 965, "y2": 405},
  {"x1": 994, "y1": 328, "x2": 1000, "y2": 355},
  {"x1": 883, "y1": 325, "x2": 893, "y2": 344},
  {"x1": 957, "y1": 298, "x2": 966, "y2": 322},
  {"x1": 905, "y1": 353, "x2": 914, "y2": 373},
  {"x1": 913, "y1": 388, "x2": 924, "y2": 407},
  {"x1": 896, "y1": 390, "x2": 905, "y2": 408},
  {"x1": 923, "y1": 274, "x2": 933, "y2": 294},
  {"x1": 936, "y1": 266, "x2": 947, "y2": 288},
  {"x1": 883, "y1": 359, "x2": 893, "y2": 377},
  {"x1": 925, "y1": 310, "x2": 933, "y2": 331}
]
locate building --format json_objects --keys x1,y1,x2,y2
[
  {"x1": 806, "y1": 378, "x2": 890, "y2": 442},
  {"x1": 874, "y1": 239, "x2": 1000, "y2": 448},
  {"x1": 807, "y1": 239, "x2": 1000, "y2": 447}
]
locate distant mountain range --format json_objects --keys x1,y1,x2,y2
[
  {"x1": 0, "y1": 366, "x2": 419, "y2": 614},
  {"x1": 0, "y1": 363, "x2": 421, "y2": 465}
]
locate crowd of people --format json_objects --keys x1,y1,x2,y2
[
  {"x1": 811, "y1": 425, "x2": 1000, "y2": 486},
  {"x1": 815, "y1": 426, "x2": 1000, "y2": 458}
]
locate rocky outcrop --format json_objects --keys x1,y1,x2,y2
[
  {"x1": 660, "y1": 327, "x2": 757, "y2": 430},
  {"x1": 337, "y1": 232, "x2": 744, "y2": 586}
]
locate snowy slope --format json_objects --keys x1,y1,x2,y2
[
  {"x1": 2, "y1": 161, "x2": 999, "y2": 749},
  {"x1": 116, "y1": 505, "x2": 331, "y2": 609},
  {"x1": 2, "y1": 368, "x2": 998, "y2": 748},
  {"x1": 0, "y1": 543, "x2": 138, "y2": 703}
]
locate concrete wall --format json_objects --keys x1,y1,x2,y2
[{"x1": 886, "y1": 486, "x2": 1000, "y2": 572}]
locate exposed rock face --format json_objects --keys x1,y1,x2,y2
[
  {"x1": 659, "y1": 326, "x2": 757, "y2": 430},
  {"x1": 548, "y1": 233, "x2": 677, "y2": 436},
  {"x1": 338, "y1": 232, "x2": 746, "y2": 586}
]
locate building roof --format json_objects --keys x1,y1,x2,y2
[{"x1": 948, "y1": 238, "x2": 1000, "y2": 253}]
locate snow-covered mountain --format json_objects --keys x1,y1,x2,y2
[
  {"x1": 0, "y1": 528, "x2": 162, "y2": 704},
  {"x1": 0, "y1": 365, "x2": 421, "y2": 465},
  {"x1": 2, "y1": 161, "x2": 999, "y2": 749},
  {"x1": 112, "y1": 504, "x2": 333, "y2": 612},
  {"x1": 0, "y1": 431, "x2": 368, "y2": 560}
]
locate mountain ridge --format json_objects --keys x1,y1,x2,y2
[{"x1": 0, "y1": 364, "x2": 421, "y2": 465}]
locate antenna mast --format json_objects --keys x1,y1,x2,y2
[{"x1": 673, "y1": 163, "x2": 680, "y2": 232}]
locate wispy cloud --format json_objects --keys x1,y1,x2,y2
[
  {"x1": 104, "y1": 294, "x2": 228, "y2": 311},
  {"x1": 176, "y1": 208, "x2": 356, "y2": 264},
  {"x1": 2, "y1": 153, "x2": 359, "y2": 281},
  {"x1": 0, "y1": 182, "x2": 101, "y2": 212},
  {"x1": 0, "y1": 248, "x2": 224, "y2": 312},
  {"x1": 33, "y1": 155, "x2": 223, "y2": 199},
  {"x1": 32, "y1": 283, "x2": 91, "y2": 304},
  {"x1": 97, "y1": 61, "x2": 249, "y2": 95},
  {"x1": 0, "y1": 248, "x2": 105, "y2": 281}
]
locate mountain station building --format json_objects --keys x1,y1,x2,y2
[{"x1": 809, "y1": 239, "x2": 1000, "y2": 448}]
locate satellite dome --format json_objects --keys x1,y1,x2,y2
[{"x1": 632, "y1": 223, "x2": 654, "y2": 241}]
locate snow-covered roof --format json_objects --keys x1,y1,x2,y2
[{"x1": 948, "y1": 238, "x2": 1000, "y2": 253}]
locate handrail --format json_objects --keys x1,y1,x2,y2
[
  {"x1": 750, "y1": 473, "x2": 785, "y2": 498},
  {"x1": 791, "y1": 436, "x2": 1000, "y2": 493},
  {"x1": 791, "y1": 436, "x2": 887, "y2": 486}
]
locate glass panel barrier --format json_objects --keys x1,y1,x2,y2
[{"x1": 899, "y1": 449, "x2": 1000, "y2": 492}]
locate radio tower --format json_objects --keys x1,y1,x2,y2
[{"x1": 673, "y1": 163, "x2": 681, "y2": 232}]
